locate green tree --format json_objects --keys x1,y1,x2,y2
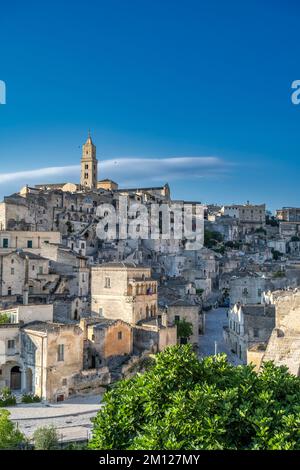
[
  {"x1": 204, "y1": 230, "x2": 223, "y2": 248},
  {"x1": 89, "y1": 345, "x2": 300, "y2": 450},
  {"x1": 33, "y1": 425, "x2": 59, "y2": 450},
  {"x1": 0, "y1": 313, "x2": 10, "y2": 324},
  {"x1": 0, "y1": 410, "x2": 25, "y2": 449},
  {"x1": 175, "y1": 318, "x2": 193, "y2": 343},
  {"x1": 266, "y1": 215, "x2": 279, "y2": 227}
]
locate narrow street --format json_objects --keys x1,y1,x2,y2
[
  {"x1": 4, "y1": 394, "x2": 103, "y2": 444},
  {"x1": 198, "y1": 307, "x2": 242, "y2": 366}
]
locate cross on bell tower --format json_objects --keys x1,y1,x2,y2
[{"x1": 80, "y1": 131, "x2": 98, "y2": 190}]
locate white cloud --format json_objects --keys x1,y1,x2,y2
[
  {"x1": 0, "y1": 157, "x2": 233, "y2": 204},
  {"x1": 0, "y1": 165, "x2": 80, "y2": 184},
  {"x1": 0, "y1": 156, "x2": 230, "y2": 189},
  {"x1": 101, "y1": 157, "x2": 229, "y2": 186}
]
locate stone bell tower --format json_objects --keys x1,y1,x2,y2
[{"x1": 80, "y1": 132, "x2": 98, "y2": 190}]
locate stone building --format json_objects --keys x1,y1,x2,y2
[
  {"x1": 80, "y1": 133, "x2": 98, "y2": 190},
  {"x1": 133, "y1": 315, "x2": 177, "y2": 354},
  {"x1": 81, "y1": 317, "x2": 133, "y2": 368},
  {"x1": 279, "y1": 221, "x2": 300, "y2": 240},
  {"x1": 252, "y1": 290, "x2": 300, "y2": 375},
  {"x1": 167, "y1": 299, "x2": 204, "y2": 345},
  {"x1": 97, "y1": 179, "x2": 118, "y2": 191},
  {"x1": 91, "y1": 262, "x2": 158, "y2": 324},
  {"x1": 0, "y1": 251, "x2": 50, "y2": 297},
  {"x1": 221, "y1": 203, "x2": 266, "y2": 233},
  {"x1": 225, "y1": 303, "x2": 275, "y2": 362},
  {"x1": 21, "y1": 322, "x2": 84, "y2": 402},
  {"x1": 228, "y1": 271, "x2": 268, "y2": 305},
  {"x1": 0, "y1": 304, "x2": 53, "y2": 391},
  {"x1": 276, "y1": 207, "x2": 300, "y2": 222},
  {"x1": 0, "y1": 231, "x2": 61, "y2": 254}
]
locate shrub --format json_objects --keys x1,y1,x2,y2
[
  {"x1": 33, "y1": 425, "x2": 59, "y2": 450},
  {"x1": 21, "y1": 393, "x2": 41, "y2": 404},
  {"x1": 0, "y1": 388, "x2": 17, "y2": 407}
]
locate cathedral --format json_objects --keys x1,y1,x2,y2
[
  {"x1": 80, "y1": 132, "x2": 98, "y2": 190},
  {"x1": 25, "y1": 132, "x2": 169, "y2": 199},
  {"x1": 31, "y1": 132, "x2": 119, "y2": 193}
]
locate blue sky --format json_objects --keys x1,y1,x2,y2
[{"x1": 0, "y1": 0, "x2": 299, "y2": 211}]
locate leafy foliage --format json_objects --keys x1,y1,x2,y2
[
  {"x1": 224, "y1": 241, "x2": 241, "y2": 249},
  {"x1": 0, "y1": 387, "x2": 17, "y2": 407},
  {"x1": 175, "y1": 318, "x2": 193, "y2": 340},
  {"x1": 33, "y1": 425, "x2": 59, "y2": 450},
  {"x1": 271, "y1": 249, "x2": 283, "y2": 261},
  {"x1": 273, "y1": 269, "x2": 285, "y2": 278},
  {"x1": 0, "y1": 410, "x2": 25, "y2": 449},
  {"x1": 89, "y1": 345, "x2": 300, "y2": 450},
  {"x1": 266, "y1": 215, "x2": 279, "y2": 227},
  {"x1": 21, "y1": 393, "x2": 41, "y2": 404},
  {"x1": 0, "y1": 313, "x2": 10, "y2": 324},
  {"x1": 204, "y1": 230, "x2": 224, "y2": 248}
]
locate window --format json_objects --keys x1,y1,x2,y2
[
  {"x1": 32, "y1": 265, "x2": 35, "y2": 271},
  {"x1": 3, "y1": 238, "x2": 9, "y2": 248},
  {"x1": 11, "y1": 314, "x2": 17, "y2": 324},
  {"x1": 27, "y1": 240, "x2": 33, "y2": 248},
  {"x1": 175, "y1": 315, "x2": 180, "y2": 322},
  {"x1": 85, "y1": 164, "x2": 88, "y2": 169},
  {"x1": 8, "y1": 340, "x2": 15, "y2": 349},
  {"x1": 11, "y1": 268, "x2": 14, "y2": 275},
  {"x1": 39, "y1": 266, "x2": 43, "y2": 275},
  {"x1": 118, "y1": 331, "x2": 122, "y2": 340},
  {"x1": 57, "y1": 344, "x2": 64, "y2": 362},
  {"x1": 253, "y1": 328, "x2": 259, "y2": 338},
  {"x1": 7, "y1": 287, "x2": 12, "y2": 296},
  {"x1": 105, "y1": 277, "x2": 111, "y2": 288}
]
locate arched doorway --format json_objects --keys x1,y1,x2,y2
[
  {"x1": 10, "y1": 366, "x2": 21, "y2": 390},
  {"x1": 26, "y1": 368, "x2": 33, "y2": 393}
]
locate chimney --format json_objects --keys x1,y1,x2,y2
[
  {"x1": 161, "y1": 309, "x2": 168, "y2": 327},
  {"x1": 23, "y1": 286, "x2": 29, "y2": 305}
]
